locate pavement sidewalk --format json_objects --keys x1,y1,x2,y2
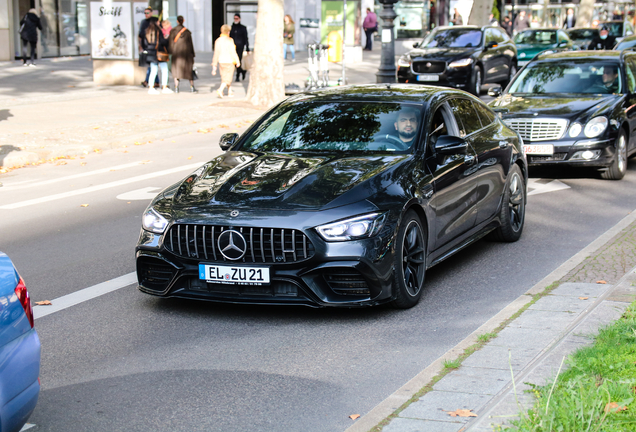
[
  {"x1": 0, "y1": 48, "x2": 383, "y2": 170},
  {"x1": 348, "y1": 211, "x2": 636, "y2": 432}
]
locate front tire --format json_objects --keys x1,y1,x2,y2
[
  {"x1": 601, "y1": 131, "x2": 627, "y2": 180},
  {"x1": 469, "y1": 65, "x2": 482, "y2": 96},
  {"x1": 504, "y1": 62, "x2": 517, "y2": 87},
  {"x1": 391, "y1": 211, "x2": 426, "y2": 309},
  {"x1": 490, "y1": 164, "x2": 525, "y2": 242}
]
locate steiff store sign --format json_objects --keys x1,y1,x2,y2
[{"x1": 90, "y1": 2, "x2": 133, "y2": 59}]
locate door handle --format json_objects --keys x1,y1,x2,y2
[
  {"x1": 499, "y1": 140, "x2": 509, "y2": 149},
  {"x1": 464, "y1": 154, "x2": 476, "y2": 165}
]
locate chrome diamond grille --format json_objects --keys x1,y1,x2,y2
[
  {"x1": 505, "y1": 118, "x2": 567, "y2": 142},
  {"x1": 165, "y1": 224, "x2": 315, "y2": 263}
]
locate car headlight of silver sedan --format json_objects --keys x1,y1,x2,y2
[
  {"x1": 142, "y1": 208, "x2": 169, "y2": 234},
  {"x1": 584, "y1": 117, "x2": 608, "y2": 138},
  {"x1": 316, "y1": 212, "x2": 387, "y2": 241}
]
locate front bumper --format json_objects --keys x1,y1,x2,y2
[
  {"x1": 397, "y1": 64, "x2": 472, "y2": 89},
  {"x1": 524, "y1": 137, "x2": 617, "y2": 168},
  {"x1": 136, "y1": 225, "x2": 398, "y2": 308}
]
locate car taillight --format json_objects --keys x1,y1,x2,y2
[{"x1": 14, "y1": 277, "x2": 34, "y2": 328}]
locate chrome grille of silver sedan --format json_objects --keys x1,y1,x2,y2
[
  {"x1": 505, "y1": 118, "x2": 568, "y2": 142},
  {"x1": 165, "y1": 224, "x2": 315, "y2": 263}
]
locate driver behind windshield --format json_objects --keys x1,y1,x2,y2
[
  {"x1": 394, "y1": 108, "x2": 420, "y2": 144},
  {"x1": 600, "y1": 64, "x2": 619, "y2": 93}
]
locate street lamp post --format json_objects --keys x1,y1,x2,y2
[{"x1": 376, "y1": 0, "x2": 398, "y2": 83}]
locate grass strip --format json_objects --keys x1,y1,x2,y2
[{"x1": 503, "y1": 301, "x2": 636, "y2": 431}]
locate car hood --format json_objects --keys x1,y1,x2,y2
[
  {"x1": 161, "y1": 151, "x2": 411, "y2": 212},
  {"x1": 516, "y1": 44, "x2": 555, "y2": 60},
  {"x1": 491, "y1": 94, "x2": 622, "y2": 122},
  {"x1": 407, "y1": 47, "x2": 479, "y2": 62}
]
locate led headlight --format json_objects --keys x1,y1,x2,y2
[
  {"x1": 142, "y1": 208, "x2": 169, "y2": 234},
  {"x1": 448, "y1": 58, "x2": 473, "y2": 68},
  {"x1": 568, "y1": 122, "x2": 582, "y2": 137},
  {"x1": 584, "y1": 117, "x2": 608, "y2": 138},
  {"x1": 397, "y1": 56, "x2": 411, "y2": 68},
  {"x1": 316, "y1": 213, "x2": 387, "y2": 241}
]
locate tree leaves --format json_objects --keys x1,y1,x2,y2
[
  {"x1": 349, "y1": 414, "x2": 360, "y2": 420},
  {"x1": 35, "y1": 300, "x2": 52, "y2": 306},
  {"x1": 447, "y1": 409, "x2": 477, "y2": 417}
]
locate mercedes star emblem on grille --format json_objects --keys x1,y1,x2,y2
[
  {"x1": 230, "y1": 210, "x2": 239, "y2": 217},
  {"x1": 218, "y1": 230, "x2": 247, "y2": 260},
  {"x1": 426, "y1": 62, "x2": 431, "y2": 68}
]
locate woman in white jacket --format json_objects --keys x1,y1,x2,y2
[{"x1": 211, "y1": 24, "x2": 240, "y2": 98}]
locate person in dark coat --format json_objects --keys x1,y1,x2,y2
[
  {"x1": 142, "y1": 18, "x2": 172, "y2": 94},
  {"x1": 230, "y1": 14, "x2": 249, "y2": 81},
  {"x1": 138, "y1": 7, "x2": 158, "y2": 88},
  {"x1": 19, "y1": 8, "x2": 42, "y2": 66},
  {"x1": 588, "y1": 25, "x2": 616, "y2": 50},
  {"x1": 169, "y1": 16, "x2": 197, "y2": 93},
  {"x1": 563, "y1": 8, "x2": 576, "y2": 29}
]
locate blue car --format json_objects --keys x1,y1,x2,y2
[{"x1": 0, "y1": 252, "x2": 40, "y2": 432}]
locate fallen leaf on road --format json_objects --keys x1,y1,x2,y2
[
  {"x1": 349, "y1": 414, "x2": 360, "y2": 420},
  {"x1": 94, "y1": 149, "x2": 101, "y2": 153},
  {"x1": 134, "y1": 141, "x2": 142, "y2": 146},
  {"x1": 579, "y1": 297, "x2": 589, "y2": 300},
  {"x1": 605, "y1": 402, "x2": 628, "y2": 413},
  {"x1": 188, "y1": 156, "x2": 192, "y2": 159},
  {"x1": 597, "y1": 280, "x2": 608, "y2": 284},
  {"x1": 56, "y1": 161, "x2": 67, "y2": 165},
  {"x1": 35, "y1": 300, "x2": 52, "y2": 306},
  {"x1": 93, "y1": 126, "x2": 100, "y2": 130},
  {"x1": 68, "y1": 85, "x2": 75, "y2": 88},
  {"x1": 447, "y1": 409, "x2": 477, "y2": 417},
  {"x1": 80, "y1": 162, "x2": 87, "y2": 166},
  {"x1": 197, "y1": 129, "x2": 210, "y2": 133},
  {"x1": 140, "y1": 160, "x2": 152, "y2": 164},
  {"x1": 80, "y1": 204, "x2": 89, "y2": 207},
  {"x1": 219, "y1": 124, "x2": 229, "y2": 128}
]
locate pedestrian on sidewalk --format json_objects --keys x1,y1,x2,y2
[
  {"x1": 169, "y1": 16, "x2": 197, "y2": 93},
  {"x1": 230, "y1": 14, "x2": 249, "y2": 82},
  {"x1": 19, "y1": 9, "x2": 42, "y2": 66},
  {"x1": 139, "y1": 7, "x2": 158, "y2": 88},
  {"x1": 363, "y1": 8, "x2": 377, "y2": 51},
  {"x1": 283, "y1": 15, "x2": 296, "y2": 61},
  {"x1": 142, "y1": 18, "x2": 172, "y2": 94},
  {"x1": 212, "y1": 24, "x2": 240, "y2": 98}
]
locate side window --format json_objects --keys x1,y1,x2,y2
[
  {"x1": 449, "y1": 99, "x2": 483, "y2": 137},
  {"x1": 429, "y1": 107, "x2": 449, "y2": 148},
  {"x1": 626, "y1": 58, "x2": 636, "y2": 93},
  {"x1": 557, "y1": 30, "x2": 567, "y2": 42},
  {"x1": 497, "y1": 29, "x2": 510, "y2": 42},
  {"x1": 494, "y1": 29, "x2": 506, "y2": 43},
  {"x1": 474, "y1": 101, "x2": 497, "y2": 127}
]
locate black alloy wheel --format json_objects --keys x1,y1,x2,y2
[
  {"x1": 391, "y1": 210, "x2": 426, "y2": 309},
  {"x1": 490, "y1": 164, "x2": 525, "y2": 242},
  {"x1": 601, "y1": 131, "x2": 628, "y2": 180},
  {"x1": 470, "y1": 65, "x2": 482, "y2": 96}
]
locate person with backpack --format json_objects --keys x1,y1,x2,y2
[
  {"x1": 142, "y1": 18, "x2": 172, "y2": 94},
  {"x1": 20, "y1": 9, "x2": 42, "y2": 66}
]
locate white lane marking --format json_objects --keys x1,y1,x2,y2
[
  {"x1": 0, "y1": 161, "x2": 151, "y2": 190},
  {"x1": 116, "y1": 187, "x2": 161, "y2": 201},
  {"x1": 0, "y1": 162, "x2": 202, "y2": 210},
  {"x1": 528, "y1": 178, "x2": 570, "y2": 196},
  {"x1": 33, "y1": 272, "x2": 137, "y2": 320}
]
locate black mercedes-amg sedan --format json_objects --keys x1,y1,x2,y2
[
  {"x1": 489, "y1": 50, "x2": 636, "y2": 180},
  {"x1": 136, "y1": 85, "x2": 527, "y2": 308},
  {"x1": 397, "y1": 25, "x2": 517, "y2": 96}
]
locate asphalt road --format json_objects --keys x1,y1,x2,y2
[{"x1": 2, "y1": 125, "x2": 636, "y2": 432}]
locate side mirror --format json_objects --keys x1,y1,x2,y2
[
  {"x1": 485, "y1": 41, "x2": 498, "y2": 50},
  {"x1": 557, "y1": 41, "x2": 569, "y2": 47},
  {"x1": 488, "y1": 85, "x2": 502, "y2": 97},
  {"x1": 219, "y1": 133, "x2": 239, "y2": 151},
  {"x1": 435, "y1": 135, "x2": 468, "y2": 155},
  {"x1": 413, "y1": 42, "x2": 420, "y2": 48}
]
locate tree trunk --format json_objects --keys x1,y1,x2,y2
[
  {"x1": 577, "y1": 0, "x2": 594, "y2": 27},
  {"x1": 468, "y1": 0, "x2": 491, "y2": 26},
  {"x1": 245, "y1": 0, "x2": 285, "y2": 108}
]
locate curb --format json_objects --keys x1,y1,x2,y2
[{"x1": 346, "y1": 208, "x2": 636, "y2": 432}]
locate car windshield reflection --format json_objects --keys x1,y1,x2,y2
[
  {"x1": 509, "y1": 62, "x2": 622, "y2": 94},
  {"x1": 419, "y1": 29, "x2": 482, "y2": 48},
  {"x1": 240, "y1": 102, "x2": 422, "y2": 153}
]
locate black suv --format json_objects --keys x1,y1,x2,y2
[
  {"x1": 397, "y1": 25, "x2": 517, "y2": 96},
  {"x1": 489, "y1": 50, "x2": 636, "y2": 180}
]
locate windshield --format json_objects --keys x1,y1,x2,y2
[
  {"x1": 514, "y1": 30, "x2": 557, "y2": 45},
  {"x1": 419, "y1": 28, "x2": 482, "y2": 48},
  {"x1": 240, "y1": 102, "x2": 422, "y2": 153},
  {"x1": 567, "y1": 29, "x2": 597, "y2": 40},
  {"x1": 603, "y1": 23, "x2": 623, "y2": 37},
  {"x1": 509, "y1": 61, "x2": 622, "y2": 94}
]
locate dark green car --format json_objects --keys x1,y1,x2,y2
[{"x1": 514, "y1": 29, "x2": 574, "y2": 67}]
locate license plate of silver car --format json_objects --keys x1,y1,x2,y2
[
  {"x1": 523, "y1": 144, "x2": 554, "y2": 155},
  {"x1": 199, "y1": 264, "x2": 270, "y2": 285},
  {"x1": 416, "y1": 74, "x2": 439, "y2": 82}
]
